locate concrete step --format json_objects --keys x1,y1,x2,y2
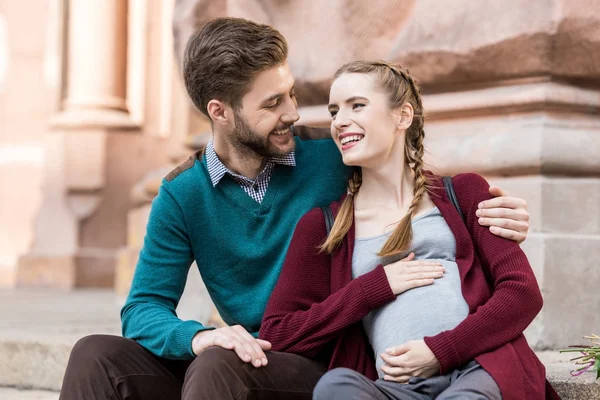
[
  {"x1": 538, "y1": 352, "x2": 600, "y2": 399},
  {"x1": 0, "y1": 388, "x2": 58, "y2": 400},
  {"x1": 1, "y1": 289, "x2": 598, "y2": 398},
  {"x1": 0, "y1": 289, "x2": 121, "y2": 392}
]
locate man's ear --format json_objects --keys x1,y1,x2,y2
[
  {"x1": 207, "y1": 99, "x2": 231, "y2": 125},
  {"x1": 397, "y1": 102, "x2": 414, "y2": 131}
]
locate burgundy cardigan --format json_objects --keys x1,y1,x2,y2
[{"x1": 260, "y1": 173, "x2": 559, "y2": 400}]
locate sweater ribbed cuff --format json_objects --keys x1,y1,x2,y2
[
  {"x1": 173, "y1": 320, "x2": 214, "y2": 358},
  {"x1": 424, "y1": 332, "x2": 461, "y2": 374},
  {"x1": 357, "y1": 264, "x2": 396, "y2": 310}
]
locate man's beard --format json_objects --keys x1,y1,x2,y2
[{"x1": 230, "y1": 112, "x2": 294, "y2": 158}]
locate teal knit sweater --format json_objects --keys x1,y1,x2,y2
[{"x1": 121, "y1": 137, "x2": 350, "y2": 359}]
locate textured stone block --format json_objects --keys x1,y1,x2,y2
[
  {"x1": 127, "y1": 205, "x2": 152, "y2": 249},
  {"x1": 175, "y1": 0, "x2": 600, "y2": 104},
  {"x1": 64, "y1": 130, "x2": 106, "y2": 191},
  {"x1": 482, "y1": 176, "x2": 600, "y2": 235},
  {"x1": 485, "y1": 175, "x2": 544, "y2": 233},
  {"x1": 542, "y1": 178, "x2": 600, "y2": 235},
  {"x1": 425, "y1": 111, "x2": 600, "y2": 177},
  {"x1": 0, "y1": 340, "x2": 71, "y2": 391},
  {"x1": 114, "y1": 247, "x2": 138, "y2": 297},
  {"x1": 74, "y1": 251, "x2": 117, "y2": 288},
  {"x1": 540, "y1": 236, "x2": 600, "y2": 349},
  {"x1": 16, "y1": 255, "x2": 76, "y2": 289},
  {"x1": 521, "y1": 235, "x2": 545, "y2": 347}
]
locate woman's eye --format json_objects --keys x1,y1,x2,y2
[
  {"x1": 352, "y1": 103, "x2": 365, "y2": 110},
  {"x1": 329, "y1": 110, "x2": 338, "y2": 118}
]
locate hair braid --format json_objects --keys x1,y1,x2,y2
[
  {"x1": 379, "y1": 65, "x2": 429, "y2": 257},
  {"x1": 320, "y1": 170, "x2": 362, "y2": 253}
]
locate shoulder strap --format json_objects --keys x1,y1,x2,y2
[
  {"x1": 442, "y1": 176, "x2": 466, "y2": 223},
  {"x1": 321, "y1": 206, "x2": 334, "y2": 235}
]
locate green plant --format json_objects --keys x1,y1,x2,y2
[{"x1": 559, "y1": 334, "x2": 600, "y2": 379}]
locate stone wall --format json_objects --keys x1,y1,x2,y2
[{"x1": 169, "y1": 0, "x2": 600, "y2": 349}]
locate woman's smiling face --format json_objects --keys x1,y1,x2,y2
[{"x1": 328, "y1": 72, "x2": 403, "y2": 168}]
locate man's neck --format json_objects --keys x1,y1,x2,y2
[{"x1": 213, "y1": 137, "x2": 267, "y2": 180}]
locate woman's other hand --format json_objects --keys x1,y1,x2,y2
[{"x1": 380, "y1": 340, "x2": 440, "y2": 382}]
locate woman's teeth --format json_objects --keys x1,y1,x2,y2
[{"x1": 340, "y1": 135, "x2": 364, "y2": 145}]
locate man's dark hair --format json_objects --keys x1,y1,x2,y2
[{"x1": 183, "y1": 17, "x2": 288, "y2": 117}]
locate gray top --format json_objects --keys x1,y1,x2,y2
[{"x1": 352, "y1": 207, "x2": 469, "y2": 378}]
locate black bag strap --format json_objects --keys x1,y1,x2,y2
[
  {"x1": 442, "y1": 176, "x2": 466, "y2": 223},
  {"x1": 321, "y1": 206, "x2": 334, "y2": 235}
]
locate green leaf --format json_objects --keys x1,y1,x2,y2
[{"x1": 595, "y1": 358, "x2": 600, "y2": 380}]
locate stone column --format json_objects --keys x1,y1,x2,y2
[
  {"x1": 53, "y1": 0, "x2": 136, "y2": 129},
  {"x1": 17, "y1": 0, "x2": 138, "y2": 289},
  {"x1": 420, "y1": 81, "x2": 600, "y2": 350}
]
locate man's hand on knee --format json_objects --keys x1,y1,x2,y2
[
  {"x1": 192, "y1": 325, "x2": 271, "y2": 368},
  {"x1": 476, "y1": 186, "x2": 530, "y2": 243}
]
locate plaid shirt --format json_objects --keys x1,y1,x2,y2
[{"x1": 205, "y1": 139, "x2": 296, "y2": 203}]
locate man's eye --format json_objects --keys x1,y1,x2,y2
[
  {"x1": 353, "y1": 103, "x2": 365, "y2": 110},
  {"x1": 266, "y1": 99, "x2": 281, "y2": 109}
]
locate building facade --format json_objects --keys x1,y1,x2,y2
[{"x1": 1, "y1": 0, "x2": 599, "y2": 350}]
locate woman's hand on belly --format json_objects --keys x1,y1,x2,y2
[
  {"x1": 383, "y1": 253, "x2": 446, "y2": 295},
  {"x1": 379, "y1": 340, "x2": 440, "y2": 383}
]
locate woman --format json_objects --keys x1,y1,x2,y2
[{"x1": 259, "y1": 61, "x2": 559, "y2": 399}]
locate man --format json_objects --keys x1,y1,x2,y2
[{"x1": 59, "y1": 17, "x2": 531, "y2": 400}]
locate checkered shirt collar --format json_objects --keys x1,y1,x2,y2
[{"x1": 205, "y1": 138, "x2": 296, "y2": 187}]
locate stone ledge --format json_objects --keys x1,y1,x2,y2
[
  {"x1": 547, "y1": 364, "x2": 600, "y2": 400},
  {"x1": 538, "y1": 351, "x2": 600, "y2": 399},
  {"x1": 0, "y1": 339, "x2": 597, "y2": 397},
  {"x1": 0, "y1": 387, "x2": 58, "y2": 400},
  {"x1": 0, "y1": 340, "x2": 72, "y2": 391}
]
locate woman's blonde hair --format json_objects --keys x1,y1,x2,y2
[{"x1": 321, "y1": 60, "x2": 429, "y2": 257}]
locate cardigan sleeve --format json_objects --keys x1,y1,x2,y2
[
  {"x1": 259, "y1": 208, "x2": 395, "y2": 357},
  {"x1": 423, "y1": 173, "x2": 543, "y2": 373}
]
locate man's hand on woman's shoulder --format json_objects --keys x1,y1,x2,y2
[{"x1": 477, "y1": 186, "x2": 530, "y2": 244}]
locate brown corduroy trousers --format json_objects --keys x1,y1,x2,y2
[{"x1": 58, "y1": 334, "x2": 327, "y2": 400}]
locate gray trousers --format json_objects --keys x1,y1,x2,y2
[{"x1": 313, "y1": 361, "x2": 502, "y2": 400}]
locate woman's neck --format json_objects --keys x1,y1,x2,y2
[{"x1": 354, "y1": 151, "x2": 415, "y2": 212}]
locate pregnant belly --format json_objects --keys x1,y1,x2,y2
[{"x1": 363, "y1": 280, "x2": 470, "y2": 357}]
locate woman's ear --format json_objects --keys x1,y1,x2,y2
[{"x1": 397, "y1": 102, "x2": 414, "y2": 130}]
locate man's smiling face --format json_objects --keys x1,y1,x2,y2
[{"x1": 230, "y1": 62, "x2": 300, "y2": 158}]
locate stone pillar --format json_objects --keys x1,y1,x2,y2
[
  {"x1": 419, "y1": 81, "x2": 600, "y2": 350},
  {"x1": 17, "y1": 0, "x2": 138, "y2": 289},
  {"x1": 52, "y1": 0, "x2": 135, "y2": 129}
]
